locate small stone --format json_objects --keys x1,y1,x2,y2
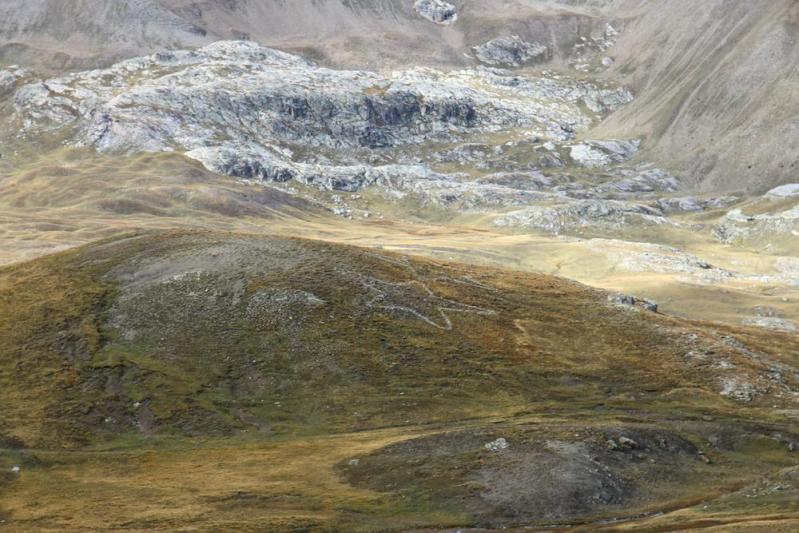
[
  {"x1": 569, "y1": 139, "x2": 640, "y2": 168},
  {"x1": 11, "y1": 465, "x2": 20, "y2": 474},
  {"x1": 609, "y1": 293, "x2": 636, "y2": 307},
  {"x1": 641, "y1": 299, "x2": 659, "y2": 313},
  {"x1": 348, "y1": 458, "x2": 360, "y2": 467},
  {"x1": 619, "y1": 436, "x2": 639, "y2": 449},
  {"x1": 484, "y1": 437, "x2": 509, "y2": 452}
]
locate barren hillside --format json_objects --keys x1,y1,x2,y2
[{"x1": 599, "y1": 0, "x2": 799, "y2": 193}]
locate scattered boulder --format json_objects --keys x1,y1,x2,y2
[
  {"x1": 484, "y1": 437, "x2": 509, "y2": 452},
  {"x1": 569, "y1": 139, "x2": 641, "y2": 168},
  {"x1": 414, "y1": 0, "x2": 457, "y2": 25},
  {"x1": 597, "y1": 167, "x2": 680, "y2": 196},
  {"x1": 473, "y1": 36, "x2": 549, "y2": 67},
  {"x1": 607, "y1": 436, "x2": 639, "y2": 450},
  {"x1": 641, "y1": 299, "x2": 659, "y2": 312},
  {"x1": 609, "y1": 294, "x2": 636, "y2": 307},
  {"x1": 655, "y1": 195, "x2": 739, "y2": 213},
  {"x1": 608, "y1": 293, "x2": 658, "y2": 313}
]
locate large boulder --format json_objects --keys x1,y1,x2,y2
[
  {"x1": 414, "y1": 0, "x2": 458, "y2": 25},
  {"x1": 473, "y1": 36, "x2": 549, "y2": 67}
]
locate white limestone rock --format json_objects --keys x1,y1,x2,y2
[
  {"x1": 655, "y1": 195, "x2": 739, "y2": 213},
  {"x1": 484, "y1": 437, "x2": 509, "y2": 452},
  {"x1": 569, "y1": 140, "x2": 640, "y2": 168},
  {"x1": 766, "y1": 184, "x2": 799, "y2": 198},
  {"x1": 13, "y1": 41, "x2": 631, "y2": 157}
]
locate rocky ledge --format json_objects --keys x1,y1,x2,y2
[
  {"x1": 473, "y1": 36, "x2": 550, "y2": 67},
  {"x1": 13, "y1": 41, "x2": 631, "y2": 155}
]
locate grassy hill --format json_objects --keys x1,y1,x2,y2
[{"x1": 0, "y1": 231, "x2": 797, "y2": 530}]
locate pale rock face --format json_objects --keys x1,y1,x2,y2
[
  {"x1": 11, "y1": 40, "x2": 632, "y2": 200},
  {"x1": 655, "y1": 195, "x2": 739, "y2": 213},
  {"x1": 598, "y1": 167, "x2": 680, "y2": 195},
  {"x1": 414, "y1": 0, "x2": 458, "y2": 25},
  {"x1": 473, "y1": 36, "x2": 549, "y2": 67},
  {"x1": 8, "y1": 40, "x2": 669, "y2": 231},
  {"x1": 608, "y1": 293, "x2": 658, "y2": 312},
  {"x1": 187, "y1": 143, "x2": 559, "y2": 209},
  {"x1": 569, "y1": 140, "x2": 640, "y2": 168},
  {"x1": 713, "y1": 206, "x2": 799, "y2": 247},
  {"x1": 13, "y1": 41, "x2": 630, "y2": 153},
  {"x1": 493, "y1": 199, "x2": 669, "y2": 235},
  {"x1": 766, "y1": 184, "x2": 799, "y2": 198}
]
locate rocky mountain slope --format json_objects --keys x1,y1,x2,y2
[
  {"x1": 0, "y1": 0, "x2": 617, "y2": 71},
  {"x1": 1, "y1": 231, "x2": 798, "y2": 530},
  {"x1": 0, "y1": 3, "x2": 798, "y2": 530},
  {"x1": 3, "y1": 0, "x2": 796, "y2": 193},
  {"x1": 598, "y1": 0, "x2": 799, "y2": 193},
  {"x1": 1, "y1": 32, "x2": 797, "y2": 331}
]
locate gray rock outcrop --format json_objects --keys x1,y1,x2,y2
[
  {"x1": 493, "y1": 199, "x2": 669, "y2": 235},
  {"x1": 569, "y1": 140, "x2": 640, "y2": 168},
  {"x1": 10, "y1": 40, "x2": 633, "y2": 203},
  {"x1": 474, "y1": 36, "x2": 549, "y2": 67},
  {"x1": 414, "y1": 0, "x2": 458, "y2": 25}
]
